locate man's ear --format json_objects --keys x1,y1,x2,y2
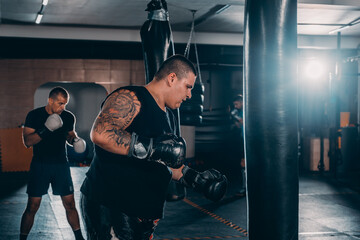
[{"x1": 167, "y1": 73, "x2": 177, "y2": 87}]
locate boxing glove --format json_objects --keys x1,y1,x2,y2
[
  {"x1": 230, "y1": 109, "x2": 242, "y2": 122},
  {"x1": 179, "y1": 166, "x2": 228, "y2": 202},
  {"x1": 73, "y1": 137, "x2": 86, "y2": 153},
  {"x1": 37, "y1": 114, "x2": 63, "y2": 139},
  {"x1": 128, "y1": 133, "x2": 186, "y2": 168}
]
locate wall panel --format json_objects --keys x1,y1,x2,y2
[{"x1": 0, "y1": 59, "x2": 144, "y2": 128}]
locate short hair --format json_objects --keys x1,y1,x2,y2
[
  {"x1": 154, "y1": 54, "x2": 197, "y2": 81},
  {"x1": 49, "y1": 86, "x2": 69, "y2": 100},
  {"x1": 233, "y1": 94, "x2": 243, "y2": 102}
]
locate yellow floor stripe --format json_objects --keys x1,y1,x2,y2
[{"x1": 182, "y1": 198, "x2": 248, "y2": 237}]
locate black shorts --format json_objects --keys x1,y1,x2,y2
[
  {"x1": 80, "y1": 194, "x2": 159, "y2": 240},
  {"x1": 27, "y1": 161, "x2": 74, "y2": 197}
]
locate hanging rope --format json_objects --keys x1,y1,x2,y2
[
  {"x1": 168, "y1": 19, "x2": 175, "y2": 55},
  {"x1": 184, "y1": 10, "x2": 203, "y2": 84},
  {"x1": 184, "y1": 10, "x2": 195, "y2": 58}
]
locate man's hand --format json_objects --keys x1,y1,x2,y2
[
  {"x1": 36, "y1": 114, "x2": 63, "y2": 139},
  {"x1": 179, "y1": 166, "x2": 228, "y2": 202},
  {"x1": 73, "y1": 137, "x2": 86, "y2": 153},
  {"x1": 128, "y1": 133, "x2": 186, "y2": 168}
]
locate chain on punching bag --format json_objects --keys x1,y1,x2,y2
[{"x1": 179, "y1": 10, "x2": 204, "y2": 126}]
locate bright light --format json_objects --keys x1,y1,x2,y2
[
  {"x1": 329, "y1": 25, "x2": 349, "y2": 35},
  {"x1": 304, "y1": 60, "x2": 325, "y2": 80},
  {"x1": 35, "y1": 14, "x2": 43, "y2": 24},
  {"x1": 42, "y1": 0, "x2": 49, "y2": 6}
]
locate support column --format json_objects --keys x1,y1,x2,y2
[{"x1": 243, "y1": 0, "x2": 299, "y2": 239}]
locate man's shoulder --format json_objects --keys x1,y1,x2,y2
[
  {"x1": 28, "y1": 106, "x2": 45, "y2": 115},
  {"x1": 114, "y1": 85, "x2": 144, "y2": 94},
  {"x1": 108, "y1": 85, "x2": 145, "y2": 102},
  {"x1": 25, "y1": 107, "x2": 45, "y2": 127},
  {"x1": 101, "y1": 85, "x2": 145, "y2": 109},
  {"x1": 61, "y1": 110, "x2": 75, "y2": 119}
]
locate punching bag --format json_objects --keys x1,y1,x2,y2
[
  {"x1": 140, "y1": 0, "x2": 172, "y2": 84},
  {"x1": 140, "y1": 0, "x2": 180, "y2": 135},
  {"x1": 140, "y1": 0, "x2": 185, "y2": 201},
  {"x1": 244, "y1": 0, "x2": 298, "y2": 239}
]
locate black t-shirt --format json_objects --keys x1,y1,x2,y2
[
  {"x1": 81, "y1": 86, "x2": 176, "y2": 219},
  {"x1": 24, "y1": 107, "x2": 75, "y2": 162}
]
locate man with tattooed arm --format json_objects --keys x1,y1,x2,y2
[{"x1": 80, "y1": 55, "x2": 227, "y2": 240}]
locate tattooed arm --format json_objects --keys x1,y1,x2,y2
[{"x1": 90, "y1": 89, "x2": 141, "y2": 155}]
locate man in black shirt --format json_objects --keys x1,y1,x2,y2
[
  {"x1": 20, "y1": 87, "x2": 85, "y2": 240},
  {"x1": 80, "y1": 55, "x2": 228, "y2": 239},
  {"x1": 230, "y1": 94, "x2": 246, "y2": 196}
]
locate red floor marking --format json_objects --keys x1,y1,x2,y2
[{"x1": 182, "y1": 198, "x2": 248, "y2": 237}]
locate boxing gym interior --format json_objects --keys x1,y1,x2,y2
[{"x1": 0, "y1": 0, "x2": 360, "y2": 239}]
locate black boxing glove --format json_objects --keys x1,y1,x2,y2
[
  {"x1": 151, "y1": 134, "x2": 186, "y2": 168},
  {"x1": 179, "y1": 166, "x2": 228, "y2": 202},
  {"x1": 128, "y1": 133, "x2": 186, "y2": 169}
]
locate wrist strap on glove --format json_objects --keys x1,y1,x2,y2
[
  {"x1": 179, "y1": 166, "x2": 198, "y2": 188},
  {"x1": 37, "y1": 114, "x2": 63, "y2": 139},
  {"x1": 36, "y1": 127, "x2": 51, "y2": 139},
  {"x1": 128, "y1": 132, "x2": 153, "y2": 159}
]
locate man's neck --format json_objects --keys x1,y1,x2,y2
[
  {"x1": 45, "y1": 105, "x2": 52, "y2": 114},
  {"x1": 145, "y1": 82, "x2": 166, "y2": 111}
]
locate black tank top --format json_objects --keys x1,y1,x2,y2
[{"x1": 81, "y1": 86, "x2": 176, "y2": 219}]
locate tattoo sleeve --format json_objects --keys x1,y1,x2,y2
[{"x1": 93, "y1": 89, "x2": 140, "y2": 149}]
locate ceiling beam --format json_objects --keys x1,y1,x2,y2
[
  {"x1": 299, "y1": 0, "x2": 360, "y2": 7},
  {"x1": 0, "y1": 24, "x2": 359, "y2": 49}
]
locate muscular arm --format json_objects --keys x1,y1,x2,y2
[
  {"x1": 90, "y1": 89, "x2": 141, "y2": 155},
  {"x1": 23, "y1": 127, "x2": 41, "y2": 148}
]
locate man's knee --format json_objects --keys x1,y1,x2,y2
[
  {"x1": 62, "y1": 195, "x2": 76, "y2": 211},
  {"x1": 24, "y1": 198, "x2": 41, "y2": 215}
]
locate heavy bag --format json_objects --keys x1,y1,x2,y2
[
  {"x1": 180, "y1": 103, "x2": 203, "y2": 115},
  {"x1": 140, "y1": 0, "x2": 172, "y2": 83},
  {"x1": 244, "y1": 0, "x2": 298, "y2": 239},
  {"x1": 180, "y1": 114, "x2": 202, "y2": 126}
]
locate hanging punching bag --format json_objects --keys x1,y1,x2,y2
[
  {"x1": 140, "y1": 0, "x2": 180, "y2": 135},
  {"x1": 140, "y1": 0, "x2": 185, "y2": 201},
  {"x1": 244, "y1": 0, "x2": 298, "y2": 239},
  {"x1": 140, "y1": 0, "x2": 172, "y2": 84}
]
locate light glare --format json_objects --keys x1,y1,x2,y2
[{"x1": 304, "y1": 60, "x2": 325, "y2": 80}]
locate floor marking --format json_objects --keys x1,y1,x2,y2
[
  {"x1": 300, "y1": 231, "x2": 360, "y2": 239},
  {"x1": 157, "y1": 235, "x2": 245, "y2": 240},
  {"x1": 299, "y1": 191, "x2": 358, "y2": 196},
  {"x1": 182, "y1": 198, "x2": 248, "y2": 237}
]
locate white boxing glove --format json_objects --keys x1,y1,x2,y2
[
  {"x1": 37, "y1": 114, "x2": 63, "y2": 139},
  {"x1": 73, "y1": 137, "x2": 86, "y2": 153},
  {"x1": 45, "y1": 114, "x2": 63, "y2": 131}
]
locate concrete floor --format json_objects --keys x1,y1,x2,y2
[{"x1": 0, "y1": 167, "x2": 359, "y2": 240}]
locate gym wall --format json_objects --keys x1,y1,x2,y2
[{"x1": 0, "y1": 58, "x2": 146, "y2": 129}]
